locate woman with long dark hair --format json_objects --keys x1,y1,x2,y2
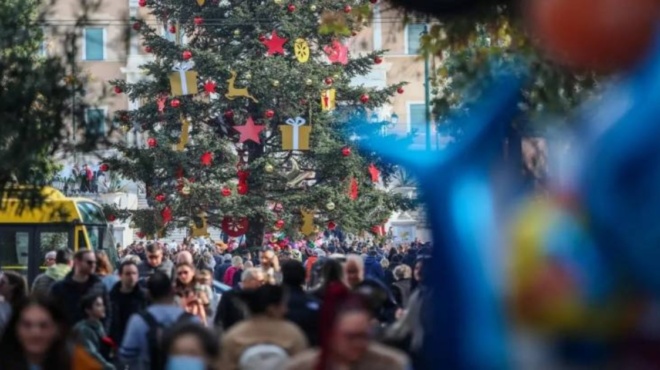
[
  {"x1": 174, "y1": 262, "x2": 210, "y2": 324},
  {"x1": 0, "y1": 271, "x2": 28, "y2": 334},
  {"x1": 0, "y1": 296, "x2": 71, "y2": 370}
]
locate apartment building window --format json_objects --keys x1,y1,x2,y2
[
  {"x1": 85, "y1": 108, "x2": 107, "y2": 136},
  {"x1": 83, "y1": 28, "x2": 105, "y2": 61},
  {"x1": 406, "y1": 24, "x2": 425, "y2": 55},
  {"x1": 408, "y1": 103, "x2": 427, "y2": 134}
]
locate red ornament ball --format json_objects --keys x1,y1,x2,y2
[
  {"x1": 287, "y1": 4, "x2": 296, "y2": 12},
  {"x1": 107, "y1": 214, "x2": 116, "y2": 222},
  {"x1": 344, "y1": 5, "x2": 352, "y2": 13},
  {"x1": 221, "y1": 187, "x2": 232, "y2": 197},
  {"x1": 397, "y1": 87, "x2": 404, "y2": 94},
  {"x1": 138, "y1": 0, "x2": 147, "y2": 6},
  {"x1": 144, "y1": 45, "x2": 152, "y2": 53},
  {"x1": 237, "y1": 183, "x2": 248, "y2": 195},
  {"x1": 526, "y1": 0, "x2": 660, "y2": 72},
  {"x1": 324, "y1": 77, "x2": 333, "y2": 86},
  {"x1": 275, "y1": 219, "x2": 285, "y2": 229},
  {"x1": 132, "y1": 22, "x2": 141, "y2": 31},
  {"x1": 155, "y1": 194, "x2": 166, "y2": 202},
  {"x1": 341, "y1": 147, "x2": 351, "y2": 157},
  {"x1": 265, "y1": 109, "x2": 275, "y2": 119},
  {"x1": 327, "y1": 221, "x2": 336, "y2": 230},
  {"x1": 200, "y1": 151, "x2": 213, "y2": 166},
  {"x1": 224, "y1": 110, "x2": 234, "y2": 119},
  {"x1": 374, "y1": 56, "x2": 383, "y2": 64},
  {"x1": 114, "y1": 86, "x2": 122, "y2": 94},
  {"x1": 182, "y1": 50, "x2": 192, "y2": 60},
  {"x1": 169, "y1": 24, "x2": 177, "y2": 33},
  {"x1": 170, "y1": 99, "x2": 180, "y2": 108},
  {"x1": 194, "y1": 16, "x2": 203, "y2": 25},
  {"x1": 100, "y1": 163, "x2": 109, "y2": 172},
  {"x1": 359, "y1": 94, "x2": 369, "y2": 104},
  {"x1": 147, "y1": 137, "x2": 157, "y2": 148}
]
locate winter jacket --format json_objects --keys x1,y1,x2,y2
[
  {"x1": 73, "y1": 319, "x2": 116, "y2": 370},
  {"x1": 286, "y1": 342, "x2": 409, "y2": 370},
  {"x1": 214, "y1": 261, "x2": 232, "y2": 281},
  {"x1": 304, "y1": 256, "x2": 317, "y2": 284},
  {"x1": 50, "y1": 272, "x2": 109, "y2": 326},
  {"x1": 0, "y1": 301, "x2": 11, "y2": 336},
  {"x1": 285, "y1": 286, "x2": 321, "y2": 347},
  {"x1": 137, "y1": 259, "x2": 173, "y2": 279},
  {"x1": 214, "y1": 287, "x2": 246, "y2": 331},
  {"x1": 223, "y1": 266, "x2": 239, "y2": 286},
  {"x1": 31, "y1": 264, "x2": 71, "y2": 297},
  {"x1": 391, "y1": 279, "x2": 412, "y2": 308},
  {"x1": 108, "y1": 282, "x2": 148, "y2": 344},
  {"x1": 363, "y1": 255, "x2": 385, "y2": 282}
]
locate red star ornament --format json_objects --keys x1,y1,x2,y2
[
  {"x1": 221, "y1": 217, "x2": 249, "y2": 237},
  {"x1": 261, "y1": 30, "x2": 288, "y2": 56},
  {"x1": 200, "y1": 151, "x2": 213, "y2": 166},
  {"x1": 234, "y1": 116, "x2": 265, "y2": 144},
  {"x1": 324, "y1": 40, "x2": 349, "y2": 65},
  {"x1": 368, "y1": 164, "x2": 380, "y2": 183},
  {"x1": 203, "y1": 80, "x2": 216, "y2": 94}
]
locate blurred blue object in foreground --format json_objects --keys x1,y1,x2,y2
[
  {"x1": 579, "y1": 30, "x2": 660, "y2": 294},
  {"x1": 360, "y1": 68, "x2": 524, "y2": 369}
]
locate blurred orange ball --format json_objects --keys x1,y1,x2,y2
[{"x1": 526, "y1": 0, "x2": 660, "y2": 72}]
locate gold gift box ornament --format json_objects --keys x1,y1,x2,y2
[
  {"x1": 279, "y1": 117, "x2": 311, "y2": 151},
  {"x1": 169, "y1": 61, "x2": 198, "y2": 96}
]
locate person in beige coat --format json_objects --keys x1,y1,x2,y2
[
  {"x1": 286, "y1": 282, "x2": 409, "y2": 370},
  {"x1": 219, "y1": 284, "x2": 307, "y2": 370}
]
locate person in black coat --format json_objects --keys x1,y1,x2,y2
[
  {"x1": 281, "y1": 260, "x2": 321, "y2": 346},
  {"x1": 214, "y1": 254, "x2": 232, "y2": 282},
  {"x1": 108, "y1": 260, "x2": 148, "y2": 344},
  {"x1": 49, "y1": 250, "x2": 110, "y2": 327},
  {"x1": 213, "y1": 267, "x2": 265, "y2": 331}
]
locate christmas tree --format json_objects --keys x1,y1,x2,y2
[{"x1": 105, "y1": 0, "x2": 414, "y2": 245}]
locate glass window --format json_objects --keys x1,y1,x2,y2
[
  {"x1": 77, "y1": 202, "x2": 106, "y2": 224},
  {"x1": 84, "y1": 28, "x2": 105, "y2": 60},
  {"x1": 39, "y1": 231, "x2": 69, "y2": 267},
  {"x1": 0, "y1": 230, "x2": 30, "y2": 275},
  {"x1": 409, "y1": 104, "x2": 427, "y2": 134},
  {"x1": 85, "y1": 108, "x2": 106, "y2": 136},
  {"x1": 406, "y1": 24, "x2": 425, "y2": 55}
]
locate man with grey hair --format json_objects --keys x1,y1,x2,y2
[
  {"x1": 44, "y1": 251, "x2": 57, "y2": 267},
  {"x1": 214, "y1": 267, "x2": 265, "y2": 331}
]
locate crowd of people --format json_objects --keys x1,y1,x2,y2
[{"x1": 0, "y1": 237, "x2": 432, "y2": 370}]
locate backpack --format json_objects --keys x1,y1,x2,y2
[
  {"x1": 140, "y1": 310, "x2": 194, "y2": 370},
  {"x1": 238, "y1": 344, "x2": 289, "y2": 370},
  {"x1": 223, "y1": 266, "x2": 238, "y2": 286}
]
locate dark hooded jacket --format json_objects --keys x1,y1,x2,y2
[
  {"x1": 50, "y1": 272, "x2": 110, "y2": 326},
  {"x1": 363, "y1": 255, "x2": 385, "y2": 283},
  {"x1": 108, "y1": 281, "x2": 148, "y2": 344}
]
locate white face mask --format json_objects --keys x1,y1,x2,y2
[{"x1": 165, "y1": 356, "x2": 206, "y2": 370}]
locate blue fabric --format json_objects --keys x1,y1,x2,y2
[
  {"x1": 363, "y1": 255, "x2": 384, "y2": 282},
  {"x1": 165, "y1": 356, "x2": 205, "y2": 370}
]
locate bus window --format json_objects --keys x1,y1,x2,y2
[
  {"x1": 0, "y1": 229, "x2": 30, "y2": 275},
  {"x1": 87, "y1": 226, "x2": 100, "y2": 250},
  {"x1": 38, "y1": 231, "x2": 69, "y2": 267},
  {"x1": 77, "y1": 229, "x2": 86, "y2": 250}
]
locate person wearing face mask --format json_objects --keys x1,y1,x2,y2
[
  {"x1": 73, "y1": 293, "x2": 115, "y2": 370},
  {"x1": 162, "y1": 323, "x2": 219, "y2": 370},
  {"x1": 0, "y1": 296, "x2": 72, "y2": 370}
]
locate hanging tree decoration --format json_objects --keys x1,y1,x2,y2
[
  {"x1": 349, "y1": 177, "x2": 358, "y2": 200},
  {"x1": 161, "y1": 206, "x2": 173, "y2": 224},
  {"x1": 301, "y1": 210, "x2": 316, "y2": 236},
  {"x1": 261, "y1": 30, "x2": 288, "y2": 56},
  {"x1": 169, "y1": 61, "x2": 198, "y2": 96},
  {"x1": 176, "y1": 116, "x2": 190, "y2": 152},
  {"x1": 203, "y1": 80, "x2": 217, "y2": 95},
  {"x1": 368, "y1": 164, "x2": 381, "y2": 183},
  {"x1": 279, "y1": 117, "x2": 311, "y2": 151},
  {"x1": 221, "y1": 217, "x2": 249, "y2": 237},
  {"x1": 324, "y1": 40, "x2": 349, "y2": 65},
  {"x1": 234, "y1": 116, "x2": 265, "y2": 144},
  {"x1": 294, "y1": 38, "x2": 310, "y2": 63},
  {"x1": 200, "y1": 151, "x2": 213, "y2": 166},
  {"x1": 225, "y1": 71, "x2": 258, "y2": 102},
  {"x1": 321, "y1": 89, "x2": 336, "y2": 111}
]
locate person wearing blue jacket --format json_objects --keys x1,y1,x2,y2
[{"x1": 363, "y1": 247, "x2": 385, "y2": 283}]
